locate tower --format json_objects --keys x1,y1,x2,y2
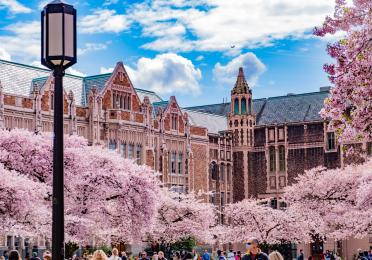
[{"x1": 228, "y1": 67, "x2": 256, "y2": 201}]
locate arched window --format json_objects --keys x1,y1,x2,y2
[
  {"x1": 241, "y1": 98, "x2": 246, "y2": 114},
  {"x1": 210, "y1": 162, "x2": 218, "y2": 180},
  {"x1": 234, "y1": 98, "x2": 239, "y2": 114},
  {"x1": 248, "y1": 98, "x2": 252, "y2": 114}
]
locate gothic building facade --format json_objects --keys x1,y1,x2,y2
[{"x1": 0, "y1": 59, "x2": 371, "y2": 257}]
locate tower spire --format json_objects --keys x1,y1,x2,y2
[{"x1": 231, "y1": 67, "x2": 250, "y2": 95}]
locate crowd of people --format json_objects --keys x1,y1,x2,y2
[{"x1": 1, "y1": 238, "x2": 372, "y2": 260}]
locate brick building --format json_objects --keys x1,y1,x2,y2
[{"x1": 0, "y1": 59, "x2": 370, "y2": 258}]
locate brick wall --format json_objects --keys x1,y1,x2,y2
[
  {"x1": 248, "y1": 151, "x2": 267, "y2": 197},
  {"x1": 135, "y1": 113, "x2": 144, "y2": 123},
  {"x1": 76, "y1": 107, "x2": 87, "y2": 117},
  {"x1": 307, "y1": 123, "x2": 324, "y2": 143},
  {"x1": 191, "y1": 143, "x2": 209, "y2": 194},
  {"x1": 102, "y1": 90, "x2": 112, "y2": 110},
  {"x1": 305, "y1": 147, "x2": 324, "y2": 170},
  {"x1": 233, "y1": 151, "x2": 245, "y2": 202},
  {"x1": 22, "y1": 98, "x2": 33, "y2": 109},
  {"x1": 41, "y1": 91, "x2": 49, "y2": 111},
  {"x1": 287, "y1": 148, "x2": 305, "y2": 185},
  {"x1": 190, "y1": 126, "x2": 207, "y2": 137},
  {"x1": 132, "y1": 95, "x2": 141, "y2": 112},
  {"x1": 288, "y1": 125, "x2": 304, "y2": 144}
]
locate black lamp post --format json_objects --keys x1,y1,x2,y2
[{"x1": 41, "y1": 1, "x2": 76, "y2": 260}]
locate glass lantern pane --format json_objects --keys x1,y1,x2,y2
[
  {"x1": 48, "y1": 13, "x2": 63, "y2": 57},
  {"x1": 64, "y1": 13, "x2": 74, "y2": 57},
  {"x1": 43, "y1": 12, "x2": 46, "y2": 60}
]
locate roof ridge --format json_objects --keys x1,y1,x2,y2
[
  {"x1": 83, "y1": 73, "x2": 112, "y2": 79},
  {"x1": 267, "y1": 90, "x2": 329, "y2": 100},
  {"x1": 182, "y1": 108, "x2": 228, "y2": 118},
  {"x1": 0, "y1": 59, "x2": 50, "y2": 72}
]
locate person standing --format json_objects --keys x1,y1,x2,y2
[
  {"x1": 158, "y1": 252, "x2": 167, "y2": 260},
  {"x1": 8, "y1": 251, "x2": 21, "y2": 260},
  {"x1": 217, "y1": 251, "x2": 226, "y2": 260},
  {"x1": 242, "y1": 238, "x2": 268, "y2": 260},
  {"x1": 109, "y1": 249, "x2": 121, "y2": 260},
  {"x1": 31, "y1": 252, "x2": 40, "y2": 260},
  {"x1": 93, "y1": 250, "x2": 108, "y2": 260},
  {"x1": 227, "y1": 250, "x2": 234, "y2": 260},
  {"x1": 297, "y1": 250, "x2": 304, "y2": 260},
  {"x1": 268, "y1": 251, "x2": 283, "y2": 260},
  {"x1": 202, "y1": 250, "x2": 210, "y2": 260}
]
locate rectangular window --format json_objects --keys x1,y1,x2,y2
[
  {"x1": 226, "y1": 151, "x2": 231, "y2": 160},
  {"x1": 109, "y1": 140, "x2": 116, "y2": 150},
  {"x1": 171, "y1": 114, "x2": 178, "y2": 130},
  {"x1": 279, "y1": 145, "x2": 285, "y2": 171},
  {"x1": 220, "y1": 150, "x2": 225, "y2": 160},
  {"x1": 171, "y1": 152, "x2": 176, "y2": 173},
  {"x1": 269, "y1": 147, "x2": 276, "y2": 172},
  {"x1": 120, "y1": 142, "x2": 126, "y2": 157},
  {"x1": 269, "y1": 129, "x2": 275, "y2": 141},
  {"x1": 128, "y1": 144, "x2": 134, "y2": 159},
  {"x1": 136, "y1": 145, "x2": 142, "y2": 164},
  {"x1": 327, "y1": 132, "x2": 335, "y2": 150},
  {"x1": 227, "y1": 193, "x2": 230, "y2": 204},
  {"x1": 278, "y1": 128, "x2": 284, "y2": 140},
  {"x1": 178, "y1": 153, "x2": 183, "y2": 174},
  {"x1": 220, "y1": 164, "x2": 225, "y2": 181},
  {"x1": 221, "y1": 192, "x2": 225, "y2": 207}
]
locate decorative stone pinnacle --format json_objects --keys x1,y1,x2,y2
[{"x1": 231, "y1": 67, "x2": 250, "y2": 95}]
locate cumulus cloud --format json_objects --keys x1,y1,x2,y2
[
  {"x1": 78, "y1": 42, "x2": 109, "y2": 56},
  {"x1": 66, "y1": 67, "x2": 87, "y2": 77},
  {"x1": 0, "y1": 0, "x2": 31, "y2": 14},
  {"x1": 79, "y1": 9, "x2": 130, "y2": 34},
  {"x1": 213, "y1": 52, "x2": 266, "y2": 87},
  {"x1": 100, "y1": 67, "x2": 114, "y2": 74},
  {"x1": 0, "y1": 21, "x2": 40, "y2": 62},
  {"x1": 127, "y1": 53, "x2": 202, "y2": 95},
  {"x1": 128, "y1": 0, "x2": 335, "y2": 53},
  {"x1": 0, "y1": 48, "x2": 11, "y2": 61}
]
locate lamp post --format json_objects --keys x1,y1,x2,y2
[{"x1": 41, "y1": 1, "x2": 76, "y2": 260}]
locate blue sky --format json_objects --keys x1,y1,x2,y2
[{"x1": 0, "y1": 0, "x2": 338, "y2": 107}]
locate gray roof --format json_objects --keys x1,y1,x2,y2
[
  {"x1": 0, "y1": 59, "x2": 50, "y2": 97},
  {"x1": 182, "y1": 109, "x2": 227, "y2": 134},
  {"x1": 185, "y1": 91, "x2": 330, "y2": 126},
  {"x1": 0, "y1": 59, "x2": 162, "y2": 106}
]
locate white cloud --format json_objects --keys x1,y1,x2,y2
[
  {"x1": 66, "y1": 67, "x2": 87, "y2": 77},
  {"x1": 100, "y1": 67, "x2": 114, "y2": 74},
  {"x1": 0, "y1": 48, "x2": 11, "y2": 61},
  {"x1": 195, "y1": 55, "x2": 204, "y2": 61},
  {"x1": 126, "y1": 53, "x2": 202, "y2": 95},
  {"x1": 0, "y1": 0, "x2": 31, "y2": 14},
  {"x1": 129, "y1": 0, "x2": 335, "y2": 53},
  {"x1": 79, "y1": 9, "x2": 130, "y2": 34},
  {"x1": 0, "y1": 21, "x2": 40, "y2": 62},
  {"x1": 213, "y1": 52, "x2": 266, "y2": 87},
  {"x1": 78, "y1": 42, "x2": 109, "y2": 56},
  {"x1": 103, "y1": 0, "x2": 119, "y2": 6}
]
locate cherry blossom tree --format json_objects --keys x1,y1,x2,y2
[
  {"x1": 147, "y1": 190, "x2": 216, "y2": 244},
  {"x1": 0, "y1": 129, "x2": 161, "y2": 244},
  {"x1": 217, "y1": 199, "x2": 308, "y2": 245},
  {"x1": 0, "y1": 164, "x2": 50, "y2": 238},
  {"x1": 314, "y1": 0, "x2": 372, "y2": 142},
  {"x1": 284, "y1": 158, "x2": 372, "y2": 240}
]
